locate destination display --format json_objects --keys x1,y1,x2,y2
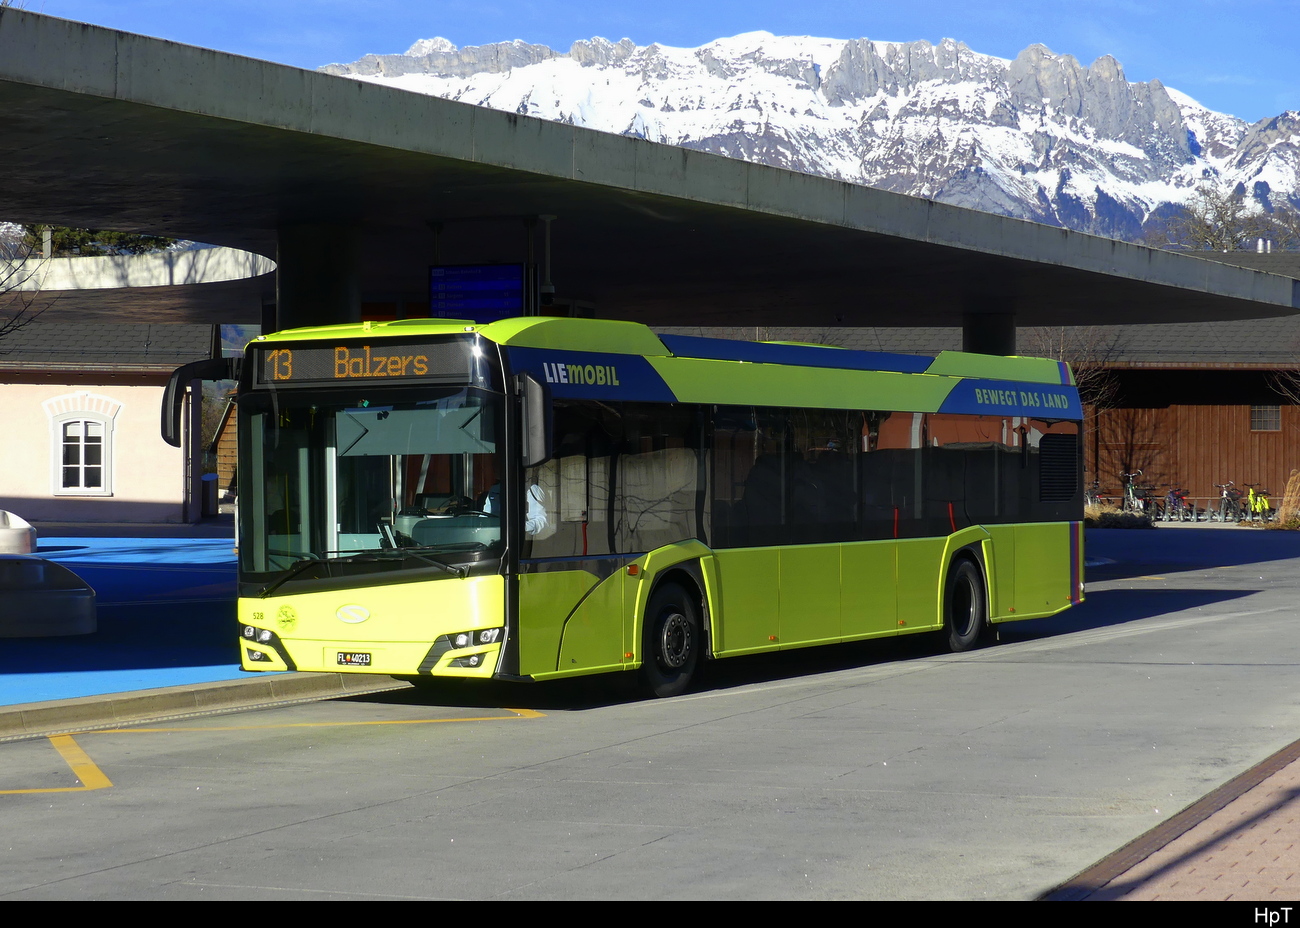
[{"x1": 253, "y1": 339, "x2": 475, "y2": 386}]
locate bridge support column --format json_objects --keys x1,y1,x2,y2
[{"x1": 274, "y1": 223, "x2": 362, "y2": 332}]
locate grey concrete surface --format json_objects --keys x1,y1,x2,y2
[
  {"x1": 0, "y1": 673, "x2": 404, "y2": 742},
  {"x1": 2, "y1": 526, "x2": 1299, "y2": 900},
  {"x1": 1052, "y1": 727, "x2": 1300, "y2": 900}
]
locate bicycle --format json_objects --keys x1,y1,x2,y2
[
  {"x1": 1121, "y1": 472, "x2": 1142, "y2": 513},
  {"x1": 1211, "y1": 482, "x2": 1244, "y2": 522},
  {"x1": 1246, "y1": 485, "x2": 1273, "y2": 523},
  {"x1": 1121, "y1": 471, "x2": 1156, "y2": 515},
  {"x1": 1162, "y1": 486, "x2": 1193, "y2": 522}
]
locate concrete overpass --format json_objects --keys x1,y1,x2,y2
[{"x1": 0, "y1": 8, "x2": 1296, "y2": 354}]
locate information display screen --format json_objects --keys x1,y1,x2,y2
[
  {"x1": 429, "y1": 264, "x2": 529, "y2": 323},
  {"x1": 253, "y1": 338, "x2": 475, "y2": 387}
]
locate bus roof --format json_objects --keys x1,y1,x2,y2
[{"x1": 252, "y1": 316, "x2": 1073, "y2": 387}]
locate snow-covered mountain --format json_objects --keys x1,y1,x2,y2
[{"x1": 321, "y1": 32, "x2": 1300, "y2": 240}]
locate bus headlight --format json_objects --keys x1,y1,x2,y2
[
  {"x1": 426, "y1": 628, "x2": 505, "y2": 668},
  {"x1": 448, "y1": 628, "x2": 502, "y2": 649}
]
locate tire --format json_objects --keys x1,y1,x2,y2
[
  {"x1": 639, "y1": 581, "x2": 701, "y2": 698},
  {"x1": 944, "y1": 558, "x2": 987, "y2": 653}
]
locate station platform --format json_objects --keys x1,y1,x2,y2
[
  {"x1": 1, "y1": 519, "x2": 1298, "y2": 901},
  {"x1": 0, "y1": 518, "x2": 246, "y2": 707}
]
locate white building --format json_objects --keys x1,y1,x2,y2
[{"x1": 0, "y1": 322, "x2": 214, "y2": 523}]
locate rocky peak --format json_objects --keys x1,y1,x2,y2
[
  {"x1": 320, "y1": 31, "x2": 1300, "y2": 237},
  {"x1": 320, "y1": 38, "x2": 556, "y2": 80},
  {"x1": 569, "y1": 37, "x2": 638, "y2": 68},
  {"x1": 405, "y1": 37, "x2": 457, "y2": 57}
]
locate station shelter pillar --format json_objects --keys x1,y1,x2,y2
[{"x1": 273, "y1": 223, "x2": 363, "y2": 333}]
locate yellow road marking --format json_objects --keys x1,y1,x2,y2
[
  {"x1": 0, "y1": 735, "x2": 113, "y2": 795},
  {"x1": 87, "y1": 707, "x2": 545, "y2": 734},
  {"x1": 1, "y1": 709, "x2": 542, "y2": 795}
]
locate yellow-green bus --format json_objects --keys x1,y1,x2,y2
[{"x1": 231, "y1": 317, "x2": 1084, "y2": 697}]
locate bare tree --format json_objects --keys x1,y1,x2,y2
[
  {"x1": 1264, "y1": 326, "x2": 1300, "y2": 407},
  {"x1": 1147, "y1": 182, "x2": 1273, "y2": 252},
  {"x1": 1020, "y1": 325, "x2": 1127, "y2": 494},
  {"x1": 1093, "y1": 406, "x2": 1172, "y2": 490},
  {"x1": 1264, "y1": 203, "x2": 1300, "y2": 251},
  {"x1": 0, "y1": 231, "x2": 50, "y2": 345},
  {"x1": 1243, "y1": 203, "x2": 1300, "y2": 400},
  {"x1": 1019, "y1": 325, "x2": 1123, "y2": 411}
]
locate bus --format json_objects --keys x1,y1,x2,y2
[{"x1": 225, "y1": 316, "x2": 1083, "y2": 697}]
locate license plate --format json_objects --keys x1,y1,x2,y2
[{"x1": 337, "y1": 651, "x2": 372, "y2": 667}]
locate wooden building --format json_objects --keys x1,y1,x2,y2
[
  {"x1": 1087, "y1": 325, "x2": 1300, "y2": 510},
  {"x1": 209, "y1": 397, "x2": 238, "y2": 504}
]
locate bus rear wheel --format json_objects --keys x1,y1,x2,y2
[
  {"x1": 639, "y1": 581, "x2": 701, "y2": 698},
  {"x1": 944, "y1": 558, "x2": 987, "y2": 652}
]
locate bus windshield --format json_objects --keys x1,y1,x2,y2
[{"x1": 238, "y1": 385, "x2": 504, "y2": 591}]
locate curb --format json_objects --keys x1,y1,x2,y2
[
  {"x1": 0, "y1": 673, "x2": 408, "y2": 742},
  {"x1": 1042, "y1": 732, "x2": 1300, "y2": 900}
]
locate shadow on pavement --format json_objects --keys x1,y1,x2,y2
[
  {"x1": 0, "y1": 601, "x2": 239, "y2": 674},
  {"x1": 2, "y1": 535, "x2": 239, "y2": 686},
  {"x1": 346, "y1": 637, "x2": 958, "y2": 712},
  {"x1": 351, "y1": 584, "x2": 1261, "y2": 712},
  {"x1": 1056, "y1": 786, "x2": 1300, "y2": 900},
  {"x1": 7, "y1": 523, "x2": 1291, "y2": 710},
  {"x1": 999, "y1": 587, "x2": 1257, "y2": 643},
  {"x1": 1086, "y1": 526, "x2": 1300, "y2": 580}
]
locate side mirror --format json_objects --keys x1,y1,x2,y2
[
  {"x1": 161, "y1": 357, "x2": 242, "y2": 447},
  {"x1": 518, "y1": 372, "x2": 552, "y2": 467}
]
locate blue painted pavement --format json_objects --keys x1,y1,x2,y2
[{"x1": 0, "y1": 532, "x2": 250, "y2": 707}]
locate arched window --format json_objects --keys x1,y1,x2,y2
[
  {"x1": 60, "y1": 418, "x2": 109, "y2": 491},
  {"x1": 44, "y1": 393, "x2": 120, "y2": 497}
]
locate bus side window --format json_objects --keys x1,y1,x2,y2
[
  {"x1": 614, "y1": 404, "x2": 703, "y2": 553},
  {"x1": 524, "y1": 400, "x2": 618, "y2": 558}
]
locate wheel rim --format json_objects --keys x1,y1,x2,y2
[
  {"x1": 658, "y1": 611, "x2": 692, "y2": 669},
  {"x1": 951, "y1": 574, "x2": 977, "y2": 638}
]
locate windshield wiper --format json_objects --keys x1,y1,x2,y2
[
  {"x1": 372, "y1": 546, "x2": 470, "y2": 579},
  {"x1": 258, "y1": 555, "x2": 323, "y2": 598},
  {"x1": 321, "y1": 546, "x2": 471, "y2": 579},
  {"x1": 258, "y1": 547, "x2": 471, "y2": 597}
]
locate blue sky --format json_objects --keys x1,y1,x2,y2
[{"x1": 25, "y1": 0, "x2": 1300, "y2": 122}]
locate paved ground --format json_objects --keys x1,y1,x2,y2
[
  {"x1": 1, "y1": 518, "x2": 247, "y2": 706},
  {"x1": 3, "y1": 517, "x2": 1300, "y2": 901},
  {"x1": 1, "y1": 516, "x2": 404, "y2": 736},
  {"x1": 1051, "y1": 736, "x2": 1300, "y2": 900},
  {"x1": 1045, "y1": 522, "x2": 1300, "y2": 901}
]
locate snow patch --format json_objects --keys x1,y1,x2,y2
[{"x1": 322, "y1": 31, "x2": 1300, "y2": 236}]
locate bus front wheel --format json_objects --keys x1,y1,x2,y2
[
  {"x1": 944, "y1": 558, "x2": 987, "y2": 652},
  {"x1": 640, "y1": 581, "x2": 700, "y2": 698}
]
